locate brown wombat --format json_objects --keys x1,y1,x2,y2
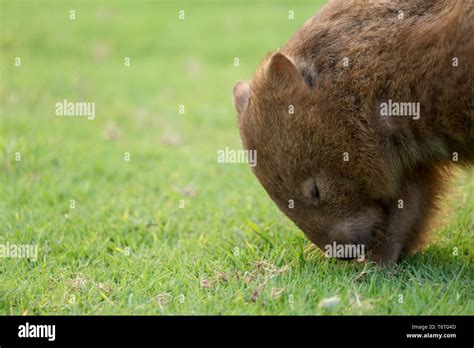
[{"x1": 233, "y1": 0, "x2": 473, "y2": 264}]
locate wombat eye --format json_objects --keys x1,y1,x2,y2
[
  {"x1": 311, "y1": 181, "x2": 320, "y2": 201},
  {"x1": 302, "y1": 178, "x2": 321, "y2": 203}
]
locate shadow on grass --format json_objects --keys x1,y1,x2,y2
[
  {"x1": 399, "y1": 244, "x2": 472, "y2": 281},
  {"x1": 300, "y1": 241, "x2": 472, "y2": 286}
]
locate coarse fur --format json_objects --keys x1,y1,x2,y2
[{"x1": 233, "y1": 0, "x2": 473, "y2": 264}]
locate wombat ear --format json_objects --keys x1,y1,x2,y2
[
  {"x1": 267, "y1": 52, "x2": 304, "y2": 87},
  {"x1": 233, "y1": 80, "x2": 250, "y2": 114}
]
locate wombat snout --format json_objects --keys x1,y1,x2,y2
[{"x1": 317, "y1": 207, "x2": 382, "y2": 259}]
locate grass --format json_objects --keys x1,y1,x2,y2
[{"x1": 0, "y1": 0, "x2": 473, "y2": 315}]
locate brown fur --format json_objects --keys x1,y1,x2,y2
[{"x1": 233, "y1": 0, "x2": 473, "y2": 264}]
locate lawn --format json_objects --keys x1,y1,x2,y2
[{"x1": 0, "y1": 0, "x2": 472, "y2": 315}]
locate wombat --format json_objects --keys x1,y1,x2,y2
[{"x1": 233, "y1": 0, "x2": 473, "y2": 264}]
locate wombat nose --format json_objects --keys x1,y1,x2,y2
[{"x1": 336, "y1": 255, "x2": 357, "y2": 261}]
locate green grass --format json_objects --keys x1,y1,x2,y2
[{"x1": 1, "y1": 0, "x2": 473, "y2": 315}]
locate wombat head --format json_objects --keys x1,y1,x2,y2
[{"x1": 233, "y1": 52, "x2": 396, "y2": 257}]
